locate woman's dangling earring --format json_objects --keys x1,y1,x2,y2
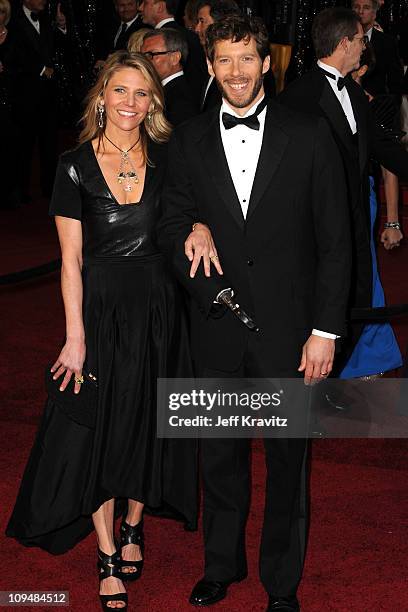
[
  {"x1": 97, "y1": 104, "x2": 105, "y2": 129},
  {"x1": 147, "y1": 110, "x2": 153, "y2": 124}
]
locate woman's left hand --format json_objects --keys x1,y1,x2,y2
[
  {"x1": 381, "y1": 227, "x2": 403, "y2": 250},
  {"x1": 184, "y1": 223, "x2": 223, "y2": 278}
]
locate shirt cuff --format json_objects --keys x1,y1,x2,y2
[
  {"x1": 40, "y1": 66, "x2": 46, "y2": 76},
  {"x1": 312, "y1": 329, "x2": 339, "y2": 340}
]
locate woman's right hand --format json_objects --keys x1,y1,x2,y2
[{"x1": 51, "y1": 338, "x2": 86, "y2": 394}]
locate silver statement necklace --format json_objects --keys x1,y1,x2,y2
[{"x1": 104, "y1": 133, "x2": 140, "y2": 193}]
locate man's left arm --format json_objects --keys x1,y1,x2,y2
[{"x1": 299, "y1": 117, "x2": 352, "y2": 383}]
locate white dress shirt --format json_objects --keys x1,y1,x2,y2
[
  {"x1": 220, "y1": 96, "x2": 266, "y2": 219},
  {"x1": 219, "y1": 95, "x2": 337, "y2": 340},
  {"x1": 156, "y1": 18, "x2": 175, "y2": 29},
  {"x1": 317, "y1": 60, "x2": 357, "y2": 134},
  {"x1": 366, "y1": 27, "x2": 373, "y2": 41},
  {"x1": 162, "y1": 70, "x2": 184, "y2": 87},
  {"x1": 113, "y1": 15, "x2": 139, "y2": 47}
]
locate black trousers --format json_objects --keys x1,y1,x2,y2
[{"x1": 198, "y1": 334, "x2": 308, "y2": 598}]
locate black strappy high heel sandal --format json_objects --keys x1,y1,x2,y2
[
  {"x1": 98, "y1": 548, "x2": 128, "y2": 610},
  {"x1": 119, "y1": 519, "x2": 144, "y2": 582}
]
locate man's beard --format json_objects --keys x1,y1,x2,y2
[{"x1": 216, "y1": 73, "x2": 264, "y2": 109}]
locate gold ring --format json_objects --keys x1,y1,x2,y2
[
  {"x1": 75, "y1": 376, "x2": 84, "y2": 385},
  {"x1": 210, "y1": 255, "x2": 219, "y2": 261},
  {"x1": 320, "y1": 372, "x2": 328, "y2": 376}
]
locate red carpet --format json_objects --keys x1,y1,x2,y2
[{"x1": 1, "y1": 201, "x2": 408, "y2": 611}]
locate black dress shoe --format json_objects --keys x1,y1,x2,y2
[
  {"x1": 267, "y1": 596, "x2": 300, "y2": 611},
  {"x1": 189, "y1": 575, "x2": 246, "y2": 607}
]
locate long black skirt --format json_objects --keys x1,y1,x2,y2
[{"x1": 6, "y1": 255, "x2": 197, "y2": 554}]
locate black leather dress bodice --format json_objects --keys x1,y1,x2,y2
[{"x1": 49, "y1": 139, "x2": 168, "y2": 258}]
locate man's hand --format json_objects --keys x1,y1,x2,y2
[
  {"x1": 381, "y1": 227, "x2": 403, "y2": 250},
  {"x1": 185, "y1": 222, "x2": 223, "y2": 278},
  {"x1": 298, "y1": 335, "x2": 335, "y2": 385},
  {"x1": 43, "y1": 66, "x2": 54, "y2": 79}
]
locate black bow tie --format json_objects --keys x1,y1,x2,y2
[
  {"x1": 222, "y1": 97, "x2": 268, "y2": 131},
  {"x1": 318, "y1": 67, "x2": 347, "y2": 91},
  {"x1": 31, "y1": 11, "x2": 39, "y2": 22}
]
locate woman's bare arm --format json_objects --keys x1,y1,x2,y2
[{"x1": 51, "y1": 216, "x2": 86, "y2": 393}]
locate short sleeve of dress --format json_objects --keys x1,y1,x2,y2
[{"x1": 49, "y1": 156, "x2": 82, "y2": 221}]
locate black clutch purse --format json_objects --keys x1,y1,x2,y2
[{"x1": 45, "y1": 365, "x2": 98, "y2": 429}]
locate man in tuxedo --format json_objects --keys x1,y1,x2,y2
[
  {"x1": 279, "y1": 7, "x2": 408, "y2": 372},
  {"x1": 158, "y1": 15, "x2": 351, "y2": 611},
  {"x1": 142, "y1": 28, "x2": 198, "y2": 125},
  {"x1": 352, "y1": 0, "x2": 404, "y2": 97},
  {"x1": 5, "y1": 0, "x2": 66, "y2": 201},
  {"x1": 140, "y1": 0, "x2": 207, "y2": 103},
  {"x1": 95, "y1": 0, "x2": 146, "y2": 68}
]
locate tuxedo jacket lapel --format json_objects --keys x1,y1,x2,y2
[
  {"x1": 318, "y1": 80, "x2": 355, "y2": 154},
  {"x1": 197, "y1": 111, "x2": 244, "y2": 229},
  {"x1": 246, "y1": 103, "x2": 289, "y2": 219},
  {"x1": 347, "y1": 82, "x2": 368, "y2": 175},
  {"x1": 20, "y1": 12, "x2": 41, "y2": 51}
]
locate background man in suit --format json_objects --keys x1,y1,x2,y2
[
  {"x1": 94, "y1": 0, "x2": 145, "y2": 69},
  {"x1": 142, "y1": 28, "x2": 198, "y2": 125},
  {"x1": 195, "y1": 0, "x2": 241, "y2": 111},
  {"x1": 279, "y1": 7, "x2": 408, "y2": 373},
  {"x1": 351, "y1": 0, "x2": 404, "y2": 97},
  {"x1": 5, "y1": 0, "x2": 66, "y2": 202},
  {"x1": 140, "y1": 0, "x2": 207, "y2": 103},
  {"x1": 158, "y1": 15, "x2": 351, "y2": 611}
]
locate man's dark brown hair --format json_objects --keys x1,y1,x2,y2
[
  {"x1": 205, "y1": 14, "x2": 270, "y2": 64},
  {"x1": 312, "y1": 7, "x2": 361, "y2": 59}
]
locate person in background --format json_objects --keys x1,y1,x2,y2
[
  {"x1": 278, "y1": 7, "x2": 408, "y2": 375},
  {"x1": 5, "y1": 0, "x2": 67, "y2": 203},
  {"x1": 127, "y1": 26, "x2": 151, "y2": 52},
  {"x1": 183, "y1": 0, "x2": 200, "y2": 29},
  {"x1": 0, "y1": 0, "x2": 19, "y2": 209},
  {"x1": 338, "y1": 43, "x2": 403, "y2": 380},
  {"x1": 140, "y1": 0, "x2": 207, "y2": 104},
  {"x1": 352, "y1": 0, "x2": 405, "y2": 249},
  {"x1": 142, "y1": 28, "x2": 198, "y2": 125},
  {"x1": 94, "y1": 0, "x2": 147, "y2": 70}
]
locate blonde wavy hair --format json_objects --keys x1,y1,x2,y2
[
  {"x1": 127, "y1": 28, "x2": 151, "y2": 53},
  {"x1": 79, "y1": 51, "x2": 171, "y2": 163}
]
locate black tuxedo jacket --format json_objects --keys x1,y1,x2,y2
[
  {"x1": 6, "y1": 8, "x2": 54, "y2": 82},
  {"x1": 363, "y1": 28, "x2": 404, "y2": 97},
  {"x1": 160, "y1": 20, "x2": 208, "y2": 106},
  {"x1": 158, "y1": 101, "x2": 351, "y2": 372},
  {"x1": 164, "y1": 74, "x2": 198, "y2": 126},
  {"x1": 95, "y1": 15, "x2": 147, "y2": 59},
  {"x1": 201, "y1": 76, "x2": 221, "y2": 112},
  {"x1": 278, "y1": 68, "x2": 408, "y2": 368}
]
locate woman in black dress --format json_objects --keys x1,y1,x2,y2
[{"x1": 6, "y1": 51, "x2": 197, "y2": 610}]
